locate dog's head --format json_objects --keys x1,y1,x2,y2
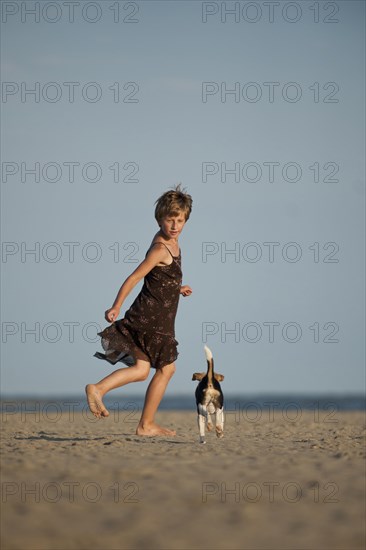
[{"x1": 192, "y1": 372, "x2": 225, "y2": 382}]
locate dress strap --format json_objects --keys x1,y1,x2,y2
[{"x1": 149, "y1": 242, "x2": 179, "y2": 259}]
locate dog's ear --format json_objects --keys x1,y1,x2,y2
[
  {"x1": 192, "y1": 372, "x2": 205, "y2": 381},
  {"x1": 214, "y1": 373, "x2": 225, "y2": 382}
]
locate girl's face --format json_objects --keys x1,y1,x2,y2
[{"x1": 160, "y1": 212, "x2": 186, "y2": 240}]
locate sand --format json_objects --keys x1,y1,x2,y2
[{"x1": 1, "y1": 406, "x2": 365, "y2": 550}]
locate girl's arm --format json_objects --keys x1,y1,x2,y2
[{"x1": 105, "y1": 244, "x2": 172, "y2": 322}]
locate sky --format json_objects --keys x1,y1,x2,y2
[{"x1": 1, "y1": 0, "x2": 365, "y2": 397}]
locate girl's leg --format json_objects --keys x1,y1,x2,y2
[
  {"x1": 136, "y1": 362, "x2": 176, "y2": 436},
  {"x1": 86, "y1": 360, "x2": 151, "y2": 418}
]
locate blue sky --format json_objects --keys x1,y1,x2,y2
[{"x1": 1, "y1": 0, "x2": 365, "y2": 396}]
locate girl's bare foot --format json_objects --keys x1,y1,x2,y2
[
  {"x1": 136, "y1": 422, "x2": 176, "y2": 437},
  {"x1": 85, "y1": 384, "x2": 110, "y2": 418}
]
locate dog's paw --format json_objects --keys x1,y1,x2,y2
[
  {"x1": 215, "y1": 427, "x2": 224, "y2": 439},
  {"x1": 207, "y1": 422, "x2": 213, "y2": 432}
]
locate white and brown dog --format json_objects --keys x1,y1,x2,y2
[{"x1": 192, "y1": 345, "x2": 224, "y2": 444}]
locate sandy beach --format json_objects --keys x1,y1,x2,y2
[{"x1": 1, "y1": 406, "x2": 365, "y2": 550}]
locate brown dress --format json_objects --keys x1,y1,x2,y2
[{"x1": 94, "y1": 242, "x2": 182, "y2": 370}]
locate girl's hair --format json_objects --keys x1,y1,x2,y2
[{"x1": 154, "y1": 183, "x2": 193, "y2": 224}]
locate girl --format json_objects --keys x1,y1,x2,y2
[{"x1": 86, "y1": 184, "x2": 193, "y2": 436}]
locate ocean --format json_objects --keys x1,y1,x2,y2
[{"x1": 1, "y1": 394, "x2": 365, "y2": 414}]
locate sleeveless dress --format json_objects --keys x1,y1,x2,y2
[{"x1": 94, "y1": 242, "x2": 182, "y2": 370}]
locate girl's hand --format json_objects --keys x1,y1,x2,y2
[
  {"x1": 105, "y1": 306, "x2": 120, "y2": 323},
  {"x1": 180, "y1": 285, "x2": 192, "y2": 297}
]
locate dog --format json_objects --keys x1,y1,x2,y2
[{"x1": 192, "y1": 345, "x2": 224, "y2": 444}]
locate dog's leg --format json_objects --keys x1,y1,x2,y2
[
  {"x1": 206, "y1": 413, "x2": 213, "y2": 432},
  {"x1": 197, "y1": 404, "x2": 208, "y2": 444},
  {"x1": 207, "y1": 402, "x2": 215, "y2": 432},
  {"x1": 215, "y1": 407, "x2": 224, "y2": 439}
]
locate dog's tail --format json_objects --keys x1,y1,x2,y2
[
  {"x1": 204, "y1": 345, "x2": 214, "y2": 383},
  {"x1": 203, "y1": 346, "x2": 225, "y2": 384},
  {"x1": 204, "y1": 345, "x2": 213, "y2": 362}
]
